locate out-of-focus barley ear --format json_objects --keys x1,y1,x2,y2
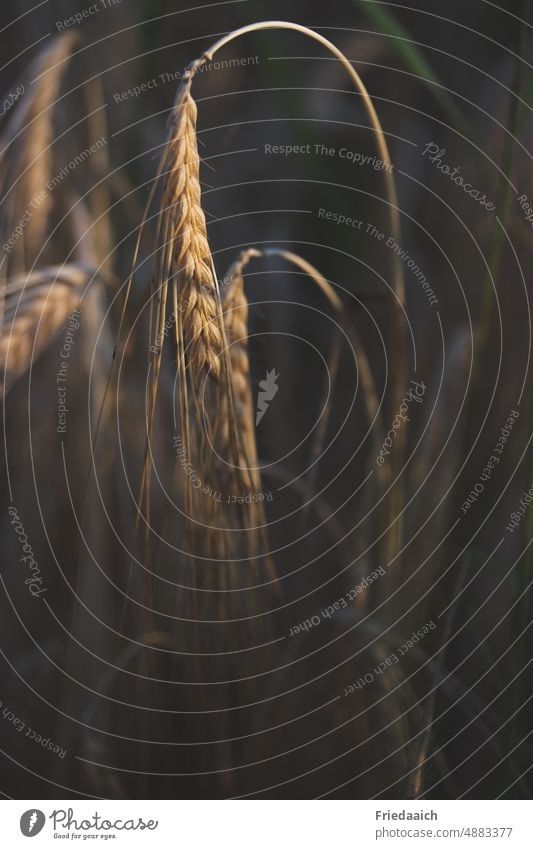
[
  {"x1": 82, "y1": 75, "x2": 112, "y2": 272},
  {"x1": 0, "y1": 263, "x2": 99, "y2": 395},
  {"x1": 0, "y1": 32, "x2": 79, "y2": 292}
]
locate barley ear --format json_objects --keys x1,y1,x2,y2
[
  {"x1": 218, "y1": 248, "x2": 262, "y2": 493},
  {"x1": 0, "y1": 264, "x2": 98, "y2": 395},
  {"x1": 158, "y1": 60, "x2": 224, "y2": 382}
]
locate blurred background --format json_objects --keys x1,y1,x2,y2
[{"x1": 0, "y1": 0, "x2": 532, "y2": 799}]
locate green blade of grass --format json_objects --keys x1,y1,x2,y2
[{"x1": 355, "y1": 0, "x2": 467, "y2": 132}]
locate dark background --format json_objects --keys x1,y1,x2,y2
[{"x1": 0, "y1": 0, "x2": 532, "y2": 799}]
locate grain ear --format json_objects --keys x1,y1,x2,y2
[
  {"x1": 158, "y1": 68, "x2": 224, "y2": 382},
  {"x1": 0, "y1": 264, "x2": 99, "y2": 395},
  {"x1": 0, "y1": 32, "x2": 80, "y2": 290},
  {"x1": 218, "y1": 248, "x2": 262, "y2": 495}
]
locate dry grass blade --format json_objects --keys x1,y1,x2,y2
[
  {"x1": 262, "y1": 247, "x2": 384, "y2": 442},
  {"x1": 262, "y1": 247, "x2": 342, "y2": 312},
  {"x1": 260, "y1": 249, "x2": 387, "y2": 508},
  {"x1": 1, "y1": 263, "x2": 98, "y2": 395}
]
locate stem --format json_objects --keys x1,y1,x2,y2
[
  {"x1": 194, "y1": 21, "x2": 406, "y2": 561},
  {"x1": 262, "y1": 246, "x2": 342, "y2": 312},
  {"x1": 202, "y1": 22, "x2": 404, "y2": 304}
]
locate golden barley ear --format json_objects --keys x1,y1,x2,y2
[
  {"x1": 138, "y1": 62, "x2": 229, "y2": 557},
  {"x1": 156, "y1": 62, "x2": 224, "y2": 383},
  {"x1": 139, "y1": 64, "x2": 221, "y2": 566},
  {"x1": 137, "y1": 62, "x2": 265, "y2": 573}
]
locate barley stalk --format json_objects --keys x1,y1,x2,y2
[
  {"x1": 135, "y1": 23, "x2": 406, "y2": 611},
  {"x1": 0, "y1": 33, "x2": 80, "y2": 330},
  {"x1": 199, "y1": 22, "x2": 407, "y2": 562}
]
